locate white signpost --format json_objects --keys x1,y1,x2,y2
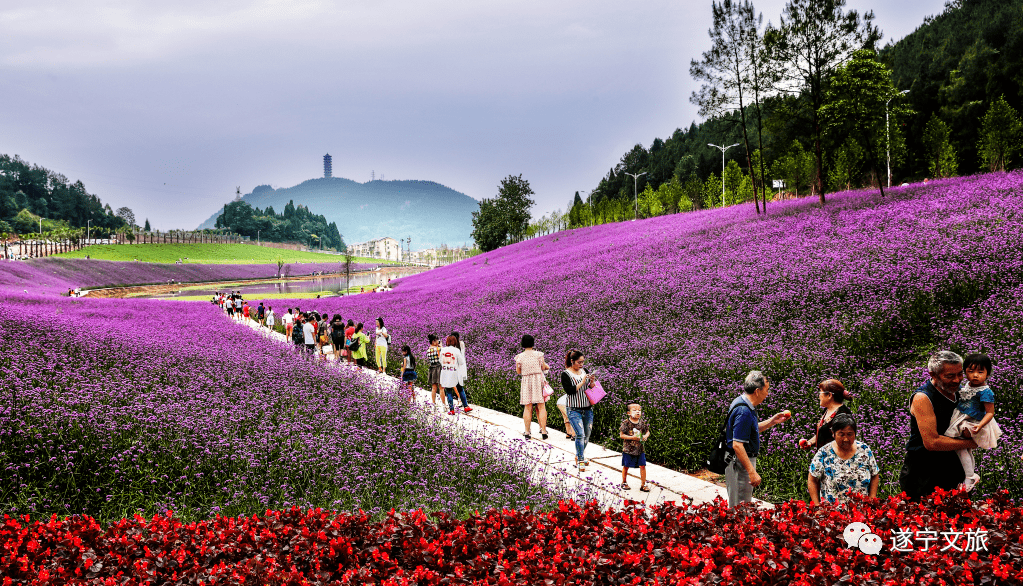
[{"x1": 773, "y1": 180, "x2": 785, "y2": 198}]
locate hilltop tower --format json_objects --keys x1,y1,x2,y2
[{"x1": 324, "y1": 154, "x2": 333, "y2": 178}]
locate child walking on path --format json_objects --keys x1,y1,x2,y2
[
  {"x1": 619, "y1": 403, "x2": 651, "y2": 492},
  {"x1": 944, "y1": 353, "x2": 1002, "y2": 491}
]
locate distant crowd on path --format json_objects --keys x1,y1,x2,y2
[
  {"x1": 719, "y1": 350, "x2": 1000, "y2": 508},
  {"x1": 213, "y1": 291, "x2": 435, "y2": 402}
]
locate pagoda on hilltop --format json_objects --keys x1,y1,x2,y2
[{"x1": 323, "y1": 154, "x2": 333, "y2": 179}]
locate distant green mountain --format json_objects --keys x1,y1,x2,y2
[{"x1": 196, "y1": 178, "x2": 479, "y2": 248}]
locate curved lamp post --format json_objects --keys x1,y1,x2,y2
[
  {"x1": 887, "y1": 89, "x2": 910, "y2": 187},
  {"x1": 708, "y1": 143, "x2": 740, "y2": 207},
  {"x1": 624, "y1": 172, "x2": 646, "y2": 220}
]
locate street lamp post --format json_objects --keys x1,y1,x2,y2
[
  {"x1": 86, "y1": 220, "x2": 91, "y2": 246},
  {"x1": 887, "y1": 89, "x2": 910, "y2": 188},
  {"x1": 624, "y1": 173, "x2": 646, "y2": 220},
  {"x1": 257, "y1": 230, "x2": 260, "y2": 247},
  {"x1": 708, "y1": 143, "x2": 740, "y2": 207},
  {"x1": 579, "y1": 190, "x2": 591, "y2": 226}
]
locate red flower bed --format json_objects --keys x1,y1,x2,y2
[{"x1": 4, "y1": 490, "x2": 1022, "y2": 585}]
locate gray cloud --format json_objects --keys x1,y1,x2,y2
[{"x1": 0, "y1": 0, "x2": 947, "y2": 233}]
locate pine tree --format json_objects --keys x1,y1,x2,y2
[
  {"x1": 977, "y1": 96, "x2": 1022, "y2": 172},
  {"x1": 923, "y1": 114, "x2": 958, "y2": 178}
]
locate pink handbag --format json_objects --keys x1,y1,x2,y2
[
  {"x1": 542, "y1": 381, "x2": 555, "y2": 400},
  {"x1": 584, "y1": 381, "x2": 606, "y2": 405}
]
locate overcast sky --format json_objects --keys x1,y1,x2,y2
[{"x1": 1, "y1": 0, "x2": 947, "y2": 232}]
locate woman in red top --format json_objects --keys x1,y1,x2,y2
[
  {"x1": 798, "y1": 379, "x2": 853, "y2": 450},
  {"x1": 242, "y1": 303, "x2": 250, "y2": 320},
  {"x1": 344, "y1": 319, "x2": 356, "y2": 363}
]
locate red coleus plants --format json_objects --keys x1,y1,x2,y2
[{"x1": 3, "y1": 489, "x2": 1022, "y2": 585}]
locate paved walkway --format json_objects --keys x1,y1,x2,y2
[{"x1": 235, "y1": 316, "x2": 769, "y2": 510}]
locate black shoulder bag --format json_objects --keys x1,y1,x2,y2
[{"x1": 706, "y1": 403, "x2": 751, "y2": 474}]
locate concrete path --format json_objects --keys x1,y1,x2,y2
[{"x1": 235, "y1": 316, "x2": 768, "y2": 510}]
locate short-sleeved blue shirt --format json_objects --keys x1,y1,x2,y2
[
  {"x1": 725, "y1": 394, "x2": 760, "y2": 456},
  {"x1": 957, "y1": 383, "x2": 995, "y2": 421}
]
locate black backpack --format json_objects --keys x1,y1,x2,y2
[
  {"x1": 348, "y1": 334, "x2": 361, "y2": 353},
  {"x1": 292, "y1": 322, "x2": 305, "y2": 344},
  {"x1": 331, "y1": 326, "x2": 346, "y2": 347},
  {"x1": 706, "y1": 403, "x2": 752, "y2": 474}
]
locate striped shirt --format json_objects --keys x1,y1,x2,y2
[{"x1": 561, "y1": 368, "x2": 591, "y2": 409}]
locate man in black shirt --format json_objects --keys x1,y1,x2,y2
[{"x1": 900, "y1": 351, "x2": 977, "y2": 500}]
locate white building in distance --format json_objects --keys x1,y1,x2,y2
[
  {"x1": 348, "y1": 237, "x2": 401, "y2": 261},
  {"x1": 411, "y1": 246, "x2": 473, "y2": 266}
]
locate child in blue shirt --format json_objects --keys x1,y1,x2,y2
[{"x1": 944, "y1": 353, "x2": 1002, "y2": 491}]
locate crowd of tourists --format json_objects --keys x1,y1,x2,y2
[
  {"x1": 509, "y1": 341, "x2": 1001, "y2": 502},
  {"x1": 719, "y1": 350, "x2": 1000, "y2": 507},
  {"x1": 212, "y1": 296, "x2": 1002, "y2": 507}
]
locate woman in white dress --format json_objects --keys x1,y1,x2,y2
[{"x1": 439, "y1": 335, "x2": 472, "y2": 415}]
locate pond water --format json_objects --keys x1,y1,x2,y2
[{"x1": 149, "y1": 268, "x2": 422, "y2": 299}]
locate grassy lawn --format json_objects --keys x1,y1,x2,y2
[{"x1": 55, "y1": 243, "x2": 389, "y2": 265}]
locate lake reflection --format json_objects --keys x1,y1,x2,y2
[{"x1": 151, "y1": 268, "x2": 421, "y2": 298}]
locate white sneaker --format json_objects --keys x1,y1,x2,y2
[{"x1": 965, "y1": 474, "x2": 981, "y2": 491}]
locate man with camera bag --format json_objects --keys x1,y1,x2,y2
[{"x1": 724, "y1": 371, "x2": 791, "y2": 507}]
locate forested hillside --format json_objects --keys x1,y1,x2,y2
[
  {"x1": 578, "y1": 0, "x2": 1022, "y2": 224},
  {"x1": 0, "y1": 154, "x2": 126, "y2": 236},
  {"x1": 888, "y1": 0, "x2": 1023, "y2": 177}
]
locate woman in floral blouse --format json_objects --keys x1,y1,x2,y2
[{"x1": 808, "y1": 414, "x2": 879, "y2": 505}]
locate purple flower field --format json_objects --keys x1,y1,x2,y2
[
  {"x1": 249, "y1": 171, "x2": 1023, "y2": 501},
  {"x1": 0, "y1": 258, "x2": 374, "y2": 292},
  {"x1": 0, "y1": 291, "x2": 596, "y2": 523}
]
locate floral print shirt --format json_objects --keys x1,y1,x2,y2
[{"x1": 809, "y1": 441, "x2": 879, "y2": 504}]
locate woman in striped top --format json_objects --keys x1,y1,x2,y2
[{"x1": 562, "y1": 350, "x2": 597, "y2": 469}]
